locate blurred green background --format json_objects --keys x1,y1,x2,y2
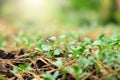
[{"x1": 0, "y1": 0, "x2": 120, "y2": 29}]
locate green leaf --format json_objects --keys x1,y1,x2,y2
[
  {"x1": 92, "y1": 40, "x2": 102, "y2": 46},
  {"x1": 52, "y1": 71, "x2": 59, "y2": 80},
  {"x1": 78, "y1": 56, "x2": 91, "y2": 68},
  {"x1": 42, "y1": 45, "x2": 51, "y2": 51},
  {"x1": 54, "y1": 48, "x2": 62, "y2": 55},
  {"x1": 59, "y1": 35, "x2": 66, "y2": 39},
  {"x1": 19, "y1": 63, "x2": 32, "y2": 71},
  {"x1": 46, "y1": 51, "x2": 53, "y2": 58},
  {"x1": 49, "y1": 36, "x2": 57, "y2": 41},
  {"x1": 99, "y1": 34, "x2": 105, "y2": 40},
  {"x1": 94, "y1": 50, "x2": 100, "y2": 58},
  {"x1": 12, "y1": 66, "x2": 19, "y2": 74},
  {"x1": 42, "y1": 74, "x2": 53, "y2": 80},
  {"x1": 52, "y1": 58, "x2": 64, "y2": 67}
]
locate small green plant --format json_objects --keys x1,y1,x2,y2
[
  {"x1": 0, "y1": 32, "x2": 118, "y2": 80},
  {"x1": 42, "y1": 71, "x2": 59, "y2": 80},
  {"x1": 15, "y1": 31, "x2": 42, "y2": 48},
  {"x1": 31, "y1": 33, "x2": 120, "y2": 79},
  {"x1": 12, "y1": 63, "x2": 32, "y2": 74}
]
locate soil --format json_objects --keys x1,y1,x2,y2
[
  {"x1": 0, "y1": 49, "x2": 76, "y2": 80},
  {"x1": 0, "y1": 48, "x2": 120, "y2": 80}
]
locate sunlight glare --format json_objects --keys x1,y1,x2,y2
[{"x1": 24, "y1": 0, "x2": 43, "y2": 6}]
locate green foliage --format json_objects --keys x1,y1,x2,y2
[
  {"x1": 12, "y1": 63, "x2": 32, "y2": 74},
  {"x1": 15, "y1": 31, "x2": 42, "y2": 48},
  {"x1": 9, "y1": 32, "x2": 120, "y2": 79},
  {"x1": 27, "y1": 33, "x2": 118, "y2": 79},
  {"x1": 52, "y1": 58, "x2": 64, "y2": 67},
  {"x1": 70, "y1": 0, "x2": 101, "y2": 10},
  {"x1": 42, "y1": 71, "x2": 59, "y2": 80}
]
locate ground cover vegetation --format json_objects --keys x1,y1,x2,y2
[
  {"x1": 0, "y1": 0, "x2": 120, "y2": 80},
  {"x1": 0, "y1": 31, "x2": 120, "y2": 80}
]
